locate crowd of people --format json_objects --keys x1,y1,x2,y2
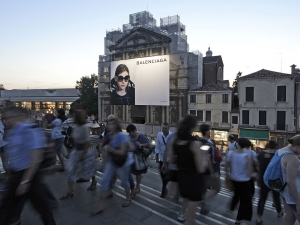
[{"x1": 0, "y1": 101, "x2": 300, "y2": 225}]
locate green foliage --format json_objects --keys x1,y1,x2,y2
[
  {"x1": 232, "y1": 71, "x2": 242, "y2": 91},
  {"x1": 74, "y1": 74, "x2": 98, "y2": 115},
  {"x1": 0, "y1": 84, "x2": 5, "y2": 90}
]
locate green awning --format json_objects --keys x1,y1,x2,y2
[
  {"x1": 239, "y1": 128, "x2": 269, "y2": 140},
  {"x1": 195, "y1": 125, "x2": 201, "y2": 132}
]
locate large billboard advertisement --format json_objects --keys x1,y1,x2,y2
[{"x1": 110, "y1": 55, "x2": 169, "y2": 106}]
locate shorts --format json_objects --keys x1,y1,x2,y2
[{"x1": 54, "y1": 138, "x2": 64, "y2": 154}]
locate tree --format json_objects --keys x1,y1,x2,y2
[
  {"x1": 232, "y1": 71, "x2": 242, "y2": 91},
  {"x1": 74, "y1": 74, "x2": 98, "y2": 115},
  {"x1": 0, "y1": 84, "x2": 5, "y2": 90}
]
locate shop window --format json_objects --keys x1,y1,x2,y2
[
  {"x1": 222, "y1": 111, "x2": 229, "y2": 123},
  {"x1": 232, "y1": 116, "x2": 238, "y2": 124},
  {"x1": 189, "y1": 110, "x2": 196, "y2": 115},
  {"x1": 259, "y1": 111, "x2": 267, "y2": 125},
  {"x1": 197, "y1": 110, "x2": 203, "y2": 121},
  {"x1": 276, "y1": 111, "x2": 286, "y2": 130},
  {"x1": 222, "y1": 94, "x2": 229, "y2": 103},
  {"x1": 242, "y1": 110, "x2": 249, "y2": 125},
  {"x1": 190, "y1": 95, "x2": 196, "y2": 103},
  {"x1": 206, "y1": 94, "x2": 212, "y2": 103},
  {"x1": 277, "y1": 86, "x2": 286, "y2": 102},
  {"x1": 206, "y1": 111, "x2": 211, "y2": 122},
  {"x1": 245, "y1": 87, "x2": 254, "y2": 102}
]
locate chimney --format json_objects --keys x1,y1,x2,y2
[{"x1": 291, "y1": 64, "x2": 297, "y2": 74}]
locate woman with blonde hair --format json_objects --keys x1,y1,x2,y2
[{"x1": 60, "y1": 110, "x2": 97, "y2": 199}]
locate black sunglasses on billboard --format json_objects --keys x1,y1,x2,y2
[{"x1": 117, "y1": 75, "x2": 130, "y2": 82}]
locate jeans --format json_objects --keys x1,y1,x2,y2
[{"x1": 101, "y1": 156, "x2": 131, "y2": 190}]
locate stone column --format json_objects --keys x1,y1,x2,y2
[
  {"x1": 161, "y1": 47, "x2": 164, "y2": 55},
  {"x1": 149, "y1": 48, "x2": 152, "y2": 57}
]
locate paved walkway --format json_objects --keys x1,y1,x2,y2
[{"x1": 0, "y1": 160, "x2": 286, "y2": 225}]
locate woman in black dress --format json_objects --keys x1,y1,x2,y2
[{"x1": 169, "y1": 115, "x2": 209, "y2": 225}]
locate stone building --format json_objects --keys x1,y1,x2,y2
[
  {"x1": 238, "y1": 69, "x2": 297, "y2": 148},
  {"x1": 98, "y1": 11, "x2": 204, "y2": 134}
]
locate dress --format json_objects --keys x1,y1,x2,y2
[
  {"x1": 131, "y1": 134, "x2": 150, "y2": 175},
  {"x1": 173, "y1": 137, "x2": 204, "y2": 201},
  {"x1": 65, "y1": 124, "x2": 97, "y2": 182}
]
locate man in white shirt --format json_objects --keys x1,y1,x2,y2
[{"x1": 155, "y1": 122, "x2": 172, "y2": 198}]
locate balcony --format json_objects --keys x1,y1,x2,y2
[{"x1": 274, "y1": 124, "x2": 288, "y2": 131}]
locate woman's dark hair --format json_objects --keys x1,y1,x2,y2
[
  {"x1": 177, "y1": 115, "x2": 197, "y2": 139},
  {"x1": 115, "y1": 64, "x2": 129, "y2": 76},
  {"x1": 268, "y1": 140, "x2": 278, "y2": 149},
  {"x1": 108, "y1": 117, "x2": 122, "y2": 132},
  {"x1": 69, "y1": 108, "x2": 76, "y2": 116},
  {"x1": 237, "y1": 138, "x2": 250, "y2": 149},
  {"x1": 74, "y1": 109, "x2": 87, "y2": 126},
  {"x1": 126, "y1": 124, "x2": 136, "y2": 133},
  {"x1": 228, "y1": 134, "x2": 235, "y2": 141},
  {"x1": 57, "y1": 108, "x2": 66, "y2": 122},
  {"x1": 200, "y1": 124, "x2": 210, "y2": 136}
]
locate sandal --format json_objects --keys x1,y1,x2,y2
[
  {"x1": 122, "y1": 199, "x2": 131, "y2": 207},
  {"x1": 93, "y1": 207, "x2": 105, "y2": 215},
  {"x1": 87, "y1": 181, "x2": 97, "y2": 190},
  {"x1": 134, "y1": 188, "x2": 140, "y2": 194},
  {"x1": 60, "y1": 191, "x2": 74, "y2": 200},
  {"x1": 130, "y1": 192, "x2": 136, "y2": 199},
  {"x1": 277, "y1": 211, "x2": 284, "y2": 217},
  {"x1": 256, "y1": 219, "x2": 263, "y2": 224}
]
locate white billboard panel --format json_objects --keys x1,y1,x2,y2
[{"x1": 110, "y1": 55, "x2": 169, "y2": 106}]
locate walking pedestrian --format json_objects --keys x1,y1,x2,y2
[
  {"x1": 278, "y1": 135, "x2": 300, "y2": 224},
  {"x1": 0, "y1": 106, "x2": 56, "y2": 225},
  {"x1": 226, "y1": 138, "x2": 255, "y2": 224},
  {"x1": 256, "y1": 140, "x2": 283, "y2": 224},
  {"x1": 94, "y1": 118, "x2": 134, "y2": 214},
  {"x1": 60, "y1": 109, "x2": 97, "y2": 199},
  {"x1": 155, "y1": 122, "x2": 172, "y2": 198},
  {"x1": 44, "y1": 108, "x2": 66, "y2": 171},
  {"x1": 169, "y1": 115, "x2": 209, "y2": 225},
  {"x1": 126, "y1": 124, "x2": 150, "y2": 198}
]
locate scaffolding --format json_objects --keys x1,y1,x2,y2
[{"x1": 129, "y1": 11, "x2": 156, "y2": 27}]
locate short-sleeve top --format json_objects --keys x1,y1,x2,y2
[
  {"x1": 71, "y1": 124, "x2": 89, "y2": 144},
  {"x1": 4, "y1": 122, "x2": 46, "y2": 171},
  {"x1": 51, "y1": 118, "x2": 64, "y2": 139},
  {"x1": 108, "y1": 132, "x2": 132, "y2": 166},
  {"x1": 257, "y1": 150, "x2": 275, "y2": 184},
  {"x1": 130, "y1": 134, "x2": 149, "y2": 154},
  {"x1": 227, "y1": 150, "x2": 252, "y2": 182}
]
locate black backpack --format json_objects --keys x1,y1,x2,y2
[{"x1": 64, "y1": 123, "x2": 74, "y2": 148}]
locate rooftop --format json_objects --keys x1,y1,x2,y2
[
  {"x1": 240, "y1": 69, "x2": 294, "y2": 80},
  {"x1": 191, "y1": 83, "x2": 231, "y2": 92},
  {"x1": 203, "y1": 55, "x2": 222, "y2": 64}
]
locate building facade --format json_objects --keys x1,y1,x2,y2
[
  {"x1": 98, "y1": 11, "x2": 204, "y2": 134},
  {"x1": 0, "y1": 88, "x2": 79, "y2": 114},
  {"x1": 238, "y1": 69, "x2": 297, "y2": 148},
  {"x1": 188, "y1": 83, "x2": 232, "y2": 146}
]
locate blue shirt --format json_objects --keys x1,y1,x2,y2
[
  {"x1": 108, "y1": 132, "x2": 132, "y2": 166},
  {"x1": 4, "y1": 122, "x2": 46, "y2": 171}
]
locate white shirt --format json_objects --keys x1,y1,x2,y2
[
  {"x1": 51, "y1": 118, "x2": 64, "y2": 139},
  {"x1": 155, "y1": 131, "x2": 172, "y2": 162},
  {"x1": 228, "y1": 150, "x2": 252, "y2": 182}
]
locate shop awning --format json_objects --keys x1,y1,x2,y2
[
  {"x1": 195, "y1": 125, "x2": 201, "y2": 132},
  {"x1": 239, "y1": 128, "x2": 269, "y2": 140}
]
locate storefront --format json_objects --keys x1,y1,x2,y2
[{"x1": 239, "y1": 128, "x2": 269, "y2": 150}]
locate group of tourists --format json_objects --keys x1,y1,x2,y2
[{"x1": 1, "y1": 102, "x2": 300, "y2": 225}]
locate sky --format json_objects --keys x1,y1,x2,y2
[{"x1": 0, "y1": 0, "x2": 299, "y2": 90}]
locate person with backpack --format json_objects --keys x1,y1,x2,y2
[
  {"x1": 62, "y1": 108, "x2": 76, "y2": 156},
  {"x1": 192, "y1": 124, "x2": 220, "y2": 216},
  {"x1": 256, "y1": 140, "x2": 283, "y2": 224},
  {"x1": 226, "y1": 138, "x2": 255, "y2": 225},
  {"x1": 273, "y1": 135, "x2": 300, "y2": 224},
  {"x1": 44, "y1": 108, "x2": 66, "y2": 171}
]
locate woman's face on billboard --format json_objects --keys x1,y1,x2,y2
[{"x1": 115, "y1": 71, "x2": 129, "y2": 91}]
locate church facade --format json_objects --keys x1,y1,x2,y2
[{"x1": 98, "y1": 11, "x2": 205, "y2": 133}]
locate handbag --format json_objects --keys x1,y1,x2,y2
[
  {"x1": 111, "y1": 152, "x2": 127, "y2": 167},
  {"x1": 139, "y1": 145, "x2": 155, "y2": 157},
  {"x1": 134, "y1": 153, "x2": 148, "y2": 171},
  {"x1": 225, "y1": 175, "x2": 234, "y2": 191}
]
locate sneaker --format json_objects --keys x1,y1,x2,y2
[
  {"x1": 0, "y1": 186, "x2": 8, "y2": 192},
  {"x1": 177, "y1": 212, "x2": 186, "y2": 222},
  {"x1": 200, "y1": 208, "x2": 209, "y2": 215}
]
